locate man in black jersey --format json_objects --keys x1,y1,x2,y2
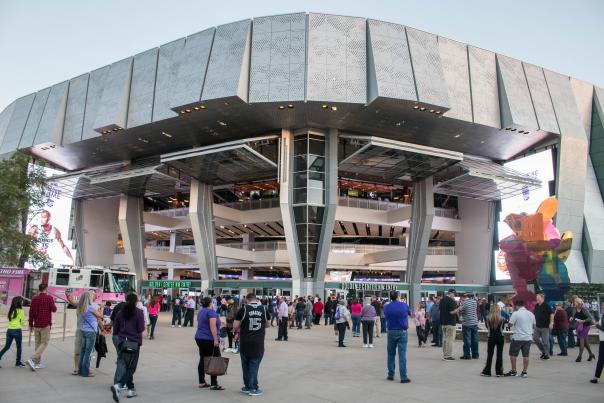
[{"x1": 234, "y1": 293, "x2": 270, "y2": 396}]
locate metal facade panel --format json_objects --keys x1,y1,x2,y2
[
  {"x1": 0, "y1": 94, "x2": 34, "y2": 153},
  {"x1": 468, "y1": 46, "x2": 500, "y2": 128},
  {"x1": 366, "y1": 19, "x2": 416, "y2": 103},
  {"x1": 93, "y1": 57, "x2": 133, "y2": 132},
  {"x1": 250, "y1": 13, "x2": 307, "y2": 103},
  {"x1": 570, "y1": 78, "x2": 594, "y2": 139},
  {"x1": 544, "y1": 70, "x2": 586, "y2": 139},
  {"x1": 201, "y1": 20, "x2": 252, "y2": 102},
  {"x1": 0, "y1": 101, "x2": 16, "y2": 153},
  {"x1": 82, "y1": 65, "x2": 110, "y2": 140},
  {"x1": 19, "y1": 87, "x2": 51, "y2": 148},
  {"x1": 523, "y1": 63, "x2": 559, "y2": 134},
  {"x1": 127, "y1": 49, "x2": 158, "y2": 128},
  {"x1": 33, "y1": 80, "x2": 69, "y2": 145},
  {"x1": 406, "y1": 27, "x2": 449, "y2": 108},
  {"x1": 496, "y1": 54, "x2": 538, "y2": 131},
  {"x1": 306, "y1": 13, "x2": 366, "y2": 103},
  {"x1": 171, "y1": 28, "x2": 215, "y2": 109},
  {"x1": 438, "y1": 37, "x2": 472, "y2": 122},
  {"x1": 153, "y1": 38, "x2": 186, "y2": 122},
  {"x1": 62, "y1": 74, "x2": 89, "y2": 145}
]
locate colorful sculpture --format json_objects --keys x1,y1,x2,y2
[{"x1": 499, "y1": 197, "x2": 571, "y2": 310}]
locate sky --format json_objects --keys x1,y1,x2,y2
[{"x1": 0, "y1": 0, "x2": 603, "y2": 111}]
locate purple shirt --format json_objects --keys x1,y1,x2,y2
[
  {"x1": 195, "y1": 308, "x2": 221, "y2": 341},
  {"x1": 114, "y1": 308, "x2": 145, "y2": 345}
]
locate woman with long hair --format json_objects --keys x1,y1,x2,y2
[
  {"x1": 111, "y1": 292, "x2": 145, "y2": 402},
  {"x1": 414, "y1": 303, "x2": 427, "y2": 347},
  {"x1": 147, "y1": 296, "x2": 160, "y2": 340},
  {"x1": 195, "y1": 296, "x2": 224, "y2": 390},
  {"x1": 590, "y1": 302, "x2": 604, "y2": 383},
  {"x1": 572, "y1": 298, "x2": 596, "y2": 362},
  {"x1": 350, "y1": 298, "x2": 362, "y2": 337},
  {"x1": 481, "y1": 305, "x2": 506, "y2": 377},
  {"x1": 78, "y1": 291, "x2": 103, "y2": 377},
  {"x1": 0, "y1": 296, "x2": 25, "y2": 367}
]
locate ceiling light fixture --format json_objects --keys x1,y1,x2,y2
[
  {"x1": 278, "y1": 105, "x2": 285, "y2": 110},
  {"x1": 454, "y1": 134, "x2": 461, "y2": 138},
  {"x1": 193, "y1": 106, "x2": 200, "y2": 111},
  {"x1": 331, "y1": 106, "x2": 338, "y2": 111},
  {"x1": 419, "y1": 107, "x2": 426, "y2": 111},
  {"x1": 200, "y1": 105, "x2": 206, "y2": 109},
  {"x1": 287, "y1": 104, "x2": 294, "y2": 109},
  {"x1": 185, "y1": 109, "x2": 191, "y2": 113},
  {"x1": 413, "y1": 105, "x2": 419, "y2": 110},
  {"x1": 321, "y1": 104, "x2": 328, "y2": 109},
  {"x1": 162, "y1": 132, "x2": 172, "y2": 138},
  {"x1": 217, "y1": 121, "x2": 227, "y2": 126}
]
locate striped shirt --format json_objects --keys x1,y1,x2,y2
[{"x1": 459, "y1": 298, "x2": 478, "y2": 326}]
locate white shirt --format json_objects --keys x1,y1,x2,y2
[{"x1": 509, "y1": 307, "x2": 535, "y2": 341}]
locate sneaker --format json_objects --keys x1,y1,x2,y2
[
  {"x1": 480, "y1": 372, "x2": 491, "y2": 377},
  {"x1": 16, "y1": 362, "x2": 26, "y2": 367},
  {"x1": 34, "y1": 363, "x2": 45, "y2": 369},
  {"x1": 111, "y1": 384, "x2": 121, "y2": 403},
  {"x1": 127, "y1": 389, "x2": 137, "y2": 398},
  {"x1": 248, "y1": 388, "x2": 263, "y2": 396},
  {"x1": 442, "y1": 357, "x2": 455, "y2": 361},
  {"x1": 387, "y1": 375, "x2": 394, "y2": 381},
  {"x1": 369, "y1": 344, "x2": 374, "y2": 348},
  {"x1": 26, "y1": 359, "x2": 36, "y2": 371},
  {"x1": 241, "y1": 387, "x2": 251, "y2": 394},
  {"x1": 541, "y1": 355, "x2": 550, "y2": 360},
  {"x1": 121, "y1": 385, "x2": 128, "y2": 390},
  {"x1": 232, "y1": 349, "x2": 239, "y2": 354},
  {"x1": 504, "y1": 371, "x2": 517, "y2": 377},
  {"x1": 520, "y1": 371, "x2": 527, "y2": 378},
  {"x1": 362, "y1": 344, "x2": 368, "y2": 348},
  {"x1": 178, "y1": 325, "x2": 182, "y2": 328},
  {"x1": 557, "y1": 353, "x2": 568, "y2": 356},
  {"x1": 400, "y1": 378, "x2": 411, "y2": 384},
  {"x1": 590, "y1": 378, "x2": 598, "y2": 384},
  {"x1": 171, "y1": 325, "x2": 175, "y2": 328}
]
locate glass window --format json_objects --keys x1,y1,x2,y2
[
  {"x1": 293, "y1": 188, "x2": 307, "y2": 205},
  {"x1": 296, "y1": 224, "x2": 307, "y2": 242},
  {"x1": 307, "y1": 206, "x2": 324, "y2": 224},
  {"x1": 307, "y1": 172, "x2": 324, "y2": 189},
  {"x1": 294, "y1": 156, "x2": 307, "y2": 172},
  {"x1": 308, "y1": 139, "x2": 325, "y2": 156},
  {"x1": 294, "y1": 206, "x2": 307, "y2": 223},
  {"x1": 293, "y1": 171, "x2": 307, "y2": 188},
  {"x1": 307, "y1": 188, "x2": 324, "y2": 205},
  {"x1": 89, "y1": 271, "x2": 104, "y2": 288},
  {"x1": 307, "y1": 224, "x2": 322, "y2": 243},
  {"x1": 294, "y1": 138, "x2": 308, "y2": 156},
  {"x1": 307, "y1": 156, "x2": 325, "y2": 172},
  {"x1": 56, "y1": 272, "x2": 69, "y2": 286}
]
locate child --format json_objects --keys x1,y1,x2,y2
[
  {"x1": 0, "y1": 296, "x2": 25, "y2": 367},
  {"x1": 232, "y1": 327, "x2": 240, "y2": 354}
]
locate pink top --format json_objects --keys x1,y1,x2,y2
[
  {"x1": 351, "y1": 303, "x2": 362, "y2": 315},
  {"x1": 148, "y1": 303, "x2": 160, "y2": 315},
  {"x1": 414, "y1": 309, "x2": 426, "y2": 327}
]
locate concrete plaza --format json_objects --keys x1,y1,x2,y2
[{"x1": 0, "y1": 313, "x2": 601, "y2": 403}]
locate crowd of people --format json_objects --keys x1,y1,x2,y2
[{"x1": 0, "y1": 285, "x2": 603, "y2": 401}]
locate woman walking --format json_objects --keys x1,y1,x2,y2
[
  {"x1": 78, "y1": 291, "x2": 103, "y2": 377},
  {"x1": 414, "y1": 303, "x2": 427, "y2": 347},
  {"x1": 350, "y1": 298, "x2": 362, "y2": 337},
  {"x1": 195, "y1": 297, "x2": 225, "y2": 390},
  {"x1": 361, "y1": 297, "x2": 376, "y2": 348},
  {"x1": 0, "y1": 296, "x2": 25, "y2": 367},
  {"x1": 111, "y1": 293, "x2": 145, "y2": 402},
  {"x1": 571, "y1": 298, "x2": 596, "y2": 362},
  {"x1": 147, "y1": 296, "x2": 160, "y2": 340},
  {"x1": 590, "y1": 302, "x2": 604, "y2": 383},
  {"x1": 481, "y1": 305, "x2": 505, "y2": 377}
]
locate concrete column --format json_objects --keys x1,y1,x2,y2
[
  {"x1": 279, "y1": 128, "x2": 303, "y2": 296},
  {"x1": 167, "y1": 232, "x2": 182, "y2": 295},
  {"x1": 242, "y1": 232, "x2": 255, "y2": 250},
  {"x1": 118, "y1": 195, "x2": 146, "y2": 280},
  {"x1": 189, "y1": 179, "x2": 217, "y2": 292},
  {"x1": 406, "y1": 177, "x2": 435, "y2": 310}
]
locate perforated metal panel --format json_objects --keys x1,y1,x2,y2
[
  {"x1": 250, "y1": 13, "x2": 306, "y2": 103},
  {"x1": 82, "y1": 66, "x2": 110, "y2": 140},
  {"x1": 153, "y1": 38, "x2": 186, "y2": 122},
  {"x1": 201, "y1": 20, "x2": 251, "y2": 102},
  {"x1": 307, "y1": 13, "x2": 366, "y2": 103},
  {"x1": 406, "y1": 27, "x2": 449, "y2": 109},
  {"x1": 468, "y1": 46, "x2": 500, "y2": 128},
  {"x1": 171, "y1": 28, "x2": 215, "y2": 109},
  {"x1": 496, "y1": 54, "x2": 538, "y2": 131},
  {"x1": 0, "y1": 94, "x2": 34, "y2": 153},
  {"x1": 34, "y1": 80, "x2": 69, "y2": 145},
  {"x1": 570, "y1": 78, "x2": 594, "y2": 138},
  {"x1": 127, "y1": 49, "x2": 158, "y2": 128},
  {"x1": 438, "y1": 37, "x2": 471, "y2": 122},
  {"x1": 0, "y1": 101, "x2": 16, "y2": 153},
  {"x1": 19, "y1": 87, "x2": 51, "y2": 148},
  {"x1": 62, "y1": 74, "x2": 89, "y2": 145},
  {"x1": 523, "y1": 63, "x2": 559, "y2": 134},
  {"x1": 93, "y1": 57, "x2": 133, "y2": 134},
  {"x1": 544, "y1": 70, "x2": 586, "y2": 139},
  {"x1": 366, "y1": 19, "x2": 416, "y2": 103}
]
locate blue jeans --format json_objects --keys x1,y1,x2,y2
[
  {"x1": 462, "y1": 325, "x2": 479, "y2": 359},
  {"x1": 0, "y1": 329, "x2": 22, "y2": 364},
  {"x1": 241, "y1": 354, "x2": 263, "y2": 390},
  {"x1": 172, "y1": 308, "x2": 182, "y2": 326},
  {"x1": 112, "y1": 335, "x2": 127, "y2": 385},
  {"x1": 352, "y1": 315, "x2": 361, "y2": 334},
  {"x1": 387, "y1": 330, "x2": 408, "y2": 380},
  {"x1": 78, "y1": 331, "x2": 96, "y2": 376},
  {"x1": 551, "y1": 329, "x2": 568, "y2": 355}
]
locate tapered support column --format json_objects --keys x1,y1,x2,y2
[
  {"x1": 407, "y1": 177, "x2": 435, "y2": 310},
  {"x1": 189, "y1": 179, "x2": 217, "y2": 291},
  {"x1": 118, "y1": 195, "x2": 146, "y2": 280}
]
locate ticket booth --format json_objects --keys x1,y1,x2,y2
[{"x1": 0, "y1": 268, "x2": 29, "y2": 305}]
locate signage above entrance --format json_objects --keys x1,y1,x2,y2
[{"x1": 143, "y1": 280, "x2": 200, "y2": 288}]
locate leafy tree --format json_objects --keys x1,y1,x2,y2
[{"x1": 0, "y1": 151, "x2": 49, "y2": 268}]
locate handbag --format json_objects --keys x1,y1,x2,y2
[
  {"x1": 204, "y1": 350, "x2": 229, "y2": 376},
  {"x1": 121, "y1": 338, "x2": 139, "y2": 353}
]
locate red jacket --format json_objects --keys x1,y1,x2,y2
[
  {"x1": 313, "y1": 301, "x2": 324, "y2": 314},
  {"x1": 29, "y1": 292, "x2": 57, "y2": 328}
]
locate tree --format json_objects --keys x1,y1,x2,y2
[{"x1": 0, "y1": 151, "x2": 49, "y2": 268}]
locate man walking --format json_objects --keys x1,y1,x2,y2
[
  {"x1": 27, "y1": 283, "x2": 57, "y2": 370},
  {"x1": 275, "y1": 297, "x2": 289, "y2": 341},
  {"x1": 440, "y1": 288, "x2": 458, "y2": 361},
  {"x1": 505, "y1": 300, "x2": 536, "y2": 378},
  {"x1": 459, "y1": 293, "x2": 479, "y2": 359},
  {"x1": 551, "y1": 302, "x2": 568, "y2": 356},
  {"x1": 234, "y1": 293, "x2": 270, "y2": 396},
  {"x1": 384, "y1": 291, "x2": 410, "y2": 383},
  {"x1": 533, "y1": 294, "x2": 553, "y2": 360},
  {"x1": 431, "y1": 295, "x2": 442, "y2": 347}
]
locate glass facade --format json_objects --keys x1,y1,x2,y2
[
  {"x1": 590, "y1": 104, "x2": 604, "y2": 201},
  {"x1": 292, "y1": 132, "x2": 326, "y2": 278}
]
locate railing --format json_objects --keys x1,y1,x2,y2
[
  {"x1": 154, "y1": 207, "x2": 189, "y2": 217},
  {"x1": 426, "y1": 246, "x2": 456, "y2": 255},
  {"x1": 435, "y1": 208, "x2": 458, "y2": 219},
  {"x1": 337, "y1": 197, "x2": 409, "y2": 211},
  {"x1": 330, "y1": 244, "x2": 403, "y2": 254},
  {"x1": 218, "y1": 241, "x2": 288, "y2": 251},
  {"x1": 223, "y1": 199, "x2": 280, "y2": 210}
]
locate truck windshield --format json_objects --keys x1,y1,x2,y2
[{"x1": 110, "y1": 273, "x2": 134, "y2": 293}]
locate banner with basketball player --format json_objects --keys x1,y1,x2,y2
[{"x1": 25, "y1": 166, "x2": 77, "y2": 270}]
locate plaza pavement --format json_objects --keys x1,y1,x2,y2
[{"x1": 0, "y1": 313, "x2": 601, "y2": 403}]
